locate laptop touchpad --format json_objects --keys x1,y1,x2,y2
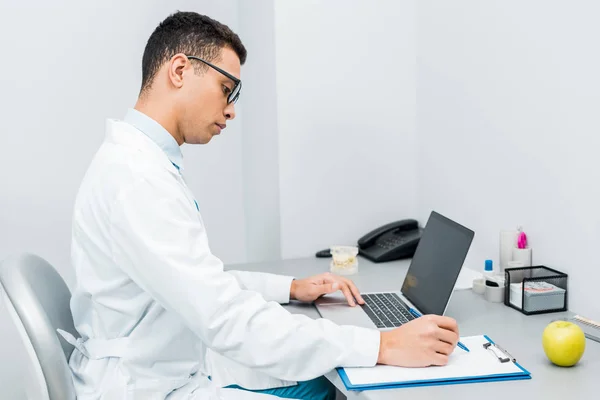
[
  {"x1": 314, "y1": 292, "x2": 349, "y2": 305},
  {"x1": 315, "y1": 303, "x2": 376, "y2": 329}
]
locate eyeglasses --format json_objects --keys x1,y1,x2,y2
[{"x1": 185, "y1": 55, "x2": 242, "y2": 104}]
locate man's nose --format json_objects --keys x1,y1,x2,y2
[{"x1": 224, "y1": 103, "x2": 236, "y2": 120}]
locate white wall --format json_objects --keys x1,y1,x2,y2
[
  {"x1": 274, "y1": 0, "x2": 418, "y2": 259},
  {"x1": 237, "y1": 0, "x2": 282, "y2": 263},
  {"x1": 0, "y1": 0, "x2": 246, "y2": 282},
  {"x1": 0, "y1": 1, "x2": 244, "y2": 398},
  {"x1": 417, "y1": 0, "x2": 600, "y2": 318}
]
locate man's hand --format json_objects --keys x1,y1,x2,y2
[
  {"x1": 290, "y1": 272, "x2": 365, "y2": 306},
  {"x1": 377, "y1": 315, "x2": 459, "y2": 367}
]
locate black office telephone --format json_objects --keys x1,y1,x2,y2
[
  {"x1": 357, "y1": 219, "x2": 422, "y2": 262},
  {"x1": 315, "y1": 219, "x2": 422, "y2": 263}
]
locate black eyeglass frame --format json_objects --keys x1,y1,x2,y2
[{"x1": 185, "y1": 55, "x2": 242, "y2": 104}]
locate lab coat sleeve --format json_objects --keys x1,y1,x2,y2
[
  {"x1": 227, "y1": 270, "x2": 294, "y2": 304},
  {"x1": 109, "y1": 176, "x2": 380, "y2": 381}
]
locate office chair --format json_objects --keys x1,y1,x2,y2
[{"x1": 0, "y1": 253, "x2": 77, "y2": 400}]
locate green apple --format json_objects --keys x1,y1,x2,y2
[{"x1": 542, "y1": 320, "x2": 586, "y2": 367}]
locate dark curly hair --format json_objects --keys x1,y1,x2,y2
[{"x1": 140, "y1": 11, "x2": 247, "y2": 94}]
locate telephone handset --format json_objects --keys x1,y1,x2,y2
[
  {"x1": 357, "y1": 219, "x2": 422, "y2": 263},
  {"x1": 315, "y1": 219, "x2": 422, "y2": 263},
  {"x1": 357, "y1": 219, "x2": 418, "y2": 249}
]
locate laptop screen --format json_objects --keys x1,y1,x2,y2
[{"x1": 401, "y1": 211, "x2": 474, "y2": 316}]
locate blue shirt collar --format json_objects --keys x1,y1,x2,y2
[{"x1": 124, "y1": 108, "x2": 184, "y2": 171}]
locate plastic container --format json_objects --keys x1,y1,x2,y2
[
  {"x1": 330, "y1": 246, "x2": 359, "y2": 275},
  {"x1": 472, "y1": 278, "x2": 485, "y2": 294},
  {"x1": 507, "y1": 260, "x2": 525, "y2": 269},
  {"x1": 512, "y1": 247, "x2": 532, "y2": 267},
  {"x1": 485, "y1": 285, "x2": 505, "y2": 303}
]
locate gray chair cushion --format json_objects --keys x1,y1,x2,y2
[{"x1": 0, "y1": 253, "x2": 77, "y2": 400}]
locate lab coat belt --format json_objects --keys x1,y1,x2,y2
[
  {"x1": 57, "y1": 329, "x2": 197, "y2": 392},
  {"x1": 57, "y1": 329, "x2": 133, "y2": 360}
]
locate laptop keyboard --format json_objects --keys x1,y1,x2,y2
[{"x1": 361, "y1": 293, "x2": 416, "y2": 329}]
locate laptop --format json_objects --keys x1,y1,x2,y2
[{"x1": 315, "y1": 211, "x2": 475, "y2": 330}]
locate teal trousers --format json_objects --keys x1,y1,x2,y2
[{"x1": 225, "y1": 376, "x2": 337, "y2": 400}]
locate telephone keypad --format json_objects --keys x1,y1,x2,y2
[{"x1": 378, "y1": 237, "x2": 408, "y2": 249}]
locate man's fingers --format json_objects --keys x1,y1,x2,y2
[
  {"x1": 326, "y1": 282, "x2": 339, "y2": 293},
  {"x1": 313, "y1": 282, "x2": 338, "y2": 298},
  {"x1": 433, "y1": 340, "x2": 455, "y2": 356},
  {"x1": 427, "y1": 315, "x2": 459, "y2": 335},
  {"x1": 430, "y1": 352, "x2": 450, "y2": 366},
  {"x1": 319, "y1": 274, "x2": 360, "y2": 306},
  {"x1": 339, "y1": 282, "x2": 356, "y2": 306},
  {"x1": 341, "y1": 277, "x2": 364, "y2": 304},
  {"x1": 436, "y1": 326, "x2": 459, "y2": 347}
]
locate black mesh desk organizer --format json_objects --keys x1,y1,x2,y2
[{"x1": 504, "y1": 266, "x2": 568, "y2": 315}]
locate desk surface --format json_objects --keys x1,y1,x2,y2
[{"x1": 227, "y1": 257, "x2": 598, "y2": 400}]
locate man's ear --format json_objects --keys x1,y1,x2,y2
[{"x1": 167, "y1": 54, "x2": 189, "y2": 89}]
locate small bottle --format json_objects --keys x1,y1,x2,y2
[
  {"x1": 484, "y1": 259, "x2": 494, "y2": 281},
  {"x1": 484, "y1": 259, "x2": 505, "y2": 287}
]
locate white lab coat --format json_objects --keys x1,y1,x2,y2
[{"x1": 62, "y1": 118, "x2": 380, "y2": 400}]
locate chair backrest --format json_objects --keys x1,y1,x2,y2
[{"x1": 0, "y1": 253, "x2": 77, "y2": 400}]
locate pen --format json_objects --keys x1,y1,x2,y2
[{"x1": 409, "y1": 308, "x2": 470, "y2": 352}]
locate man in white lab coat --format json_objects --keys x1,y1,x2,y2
[{"x1": 64, "y1": 11, "x2": 460, "y2": 400}]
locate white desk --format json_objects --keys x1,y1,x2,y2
[{"x1": 226, "y1": 257, "x2": 598, "y2": 399}]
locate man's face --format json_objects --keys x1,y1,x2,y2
[{"x1": 178, "y1": 47, "x2": 241, "y2": 144}]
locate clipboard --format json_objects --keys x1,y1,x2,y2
[{"x1": 337, "y1": 335, "x2": 531, "y2": 391}]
